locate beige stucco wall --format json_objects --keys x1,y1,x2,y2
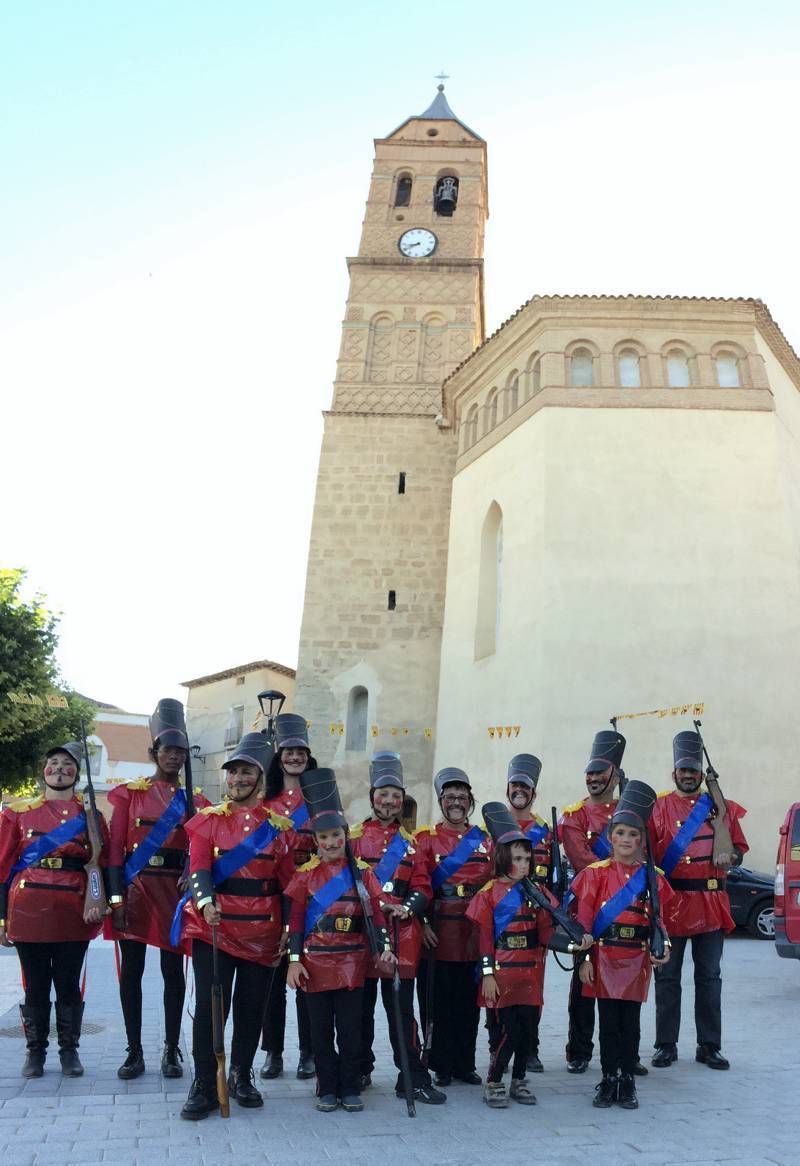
[{"x1": 435, "y1": 398, "x2": 800, "y2": 870}]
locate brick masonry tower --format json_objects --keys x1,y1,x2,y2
[{"x1": 294, "y1": 86, "x2": 488, "y2": 819}]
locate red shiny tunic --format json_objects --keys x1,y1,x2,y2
[
  {"x1": 649, "y1": 789, "x2": 748, "y2": 937},
  {"x1": 265, "y1": 786, "x2": 316, "y2": 870},
  {"x1": 285, "y1": 857, "x2": 385, "y2": 992},
  {"x1": 105, "y1": 778, "x2": 210, "y2": 952},
  {"x1": 180, "y1": 802, "x2": 291, "y2": 965},
  {"x1": 350, "y1": 818, "x2": 426, "y2": 980},
  {"x1": 466, "y1": 879, "x2": 555, "y2": 1007},
  {"x1": 413, "y1": 823, "x2": 493, "y2": 962},
  {"x1": 514, "y1": 814, "x2": 553, "y2": 885},
  {"x1": 0, "y1": 794, "x2": 109, "y2": 943},
  {"x1": 559, "y1": 798, "x2": 618, "y2": 873},
  {"x1": 571, "y1": 859, "x2": 674, "y2": 1002}
]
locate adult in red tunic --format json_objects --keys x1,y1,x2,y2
[
  {"x1": 105, "y1": 698, "x2": 209, "y2": 1080},
  {"x1": 259, "y1": 712, "x2": 316, "y2": 1081},
  {"x1": 559, "y1": 729, "x2": 625, "y2": 1073},
  {"x1": 467, "y1": 802, "x2": 571, "y2": 1108},
  {"x1": 504, "y1": 752, "x2": 552, "y2": 1073},
  {"x1": 179, "y1": 732, "x2": 291, "y2": 1120},
  {"x1": 648, "y1": 730, "x2": 748, "y2": 1071},
  {"x1": 0, "y1": 741, "x2": 109, "y2": 1078},
  {"x1": 285, "y1": 768, "x2": 395, "y2": 1112},
  {"x1": 414, "y1": 767, "x2": 492, "y2": 1088},
  {"x1": 571, "y1": 781, "x2": 673, "y2": 1109},
  {"x1": 351, "y1": 752, "x2": 444, "y2": 1105}
]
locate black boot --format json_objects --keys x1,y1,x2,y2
[
  {"x1": 161, "y1": 1043, "x2": 184, "y2": 1078},
  {"x1": 117, "y1": 1045, "x2": 145, "y2": 1079},
  {"x1": 180, "y1": 1078, "x2": 219, "y2": 1121},
  {"x1": 20, "y1": 1003, "x2": 50, "y2": 1078},
  {"x1": 55, "y1": 1001, "x2": 84, "y2": 1077},
  {"x1": 618, "y1": 1074, "x2": 639, "y2": 1109},
  {"x1": 227, "y1": 1065, "x2": 263, "y2": 1108},
  {"x1": 592, "y1": 1074, "x2": 618, "y2": 1108},
  {"x1": 260, "y1": 1051, "x2": 284, "y2": 1080},
  {"x1": 296, "y1": 1050, "x2": 315, "y2": 1079}
]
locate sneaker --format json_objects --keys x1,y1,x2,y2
[
  {"x1": 617, "y1": 1073, "x2": 638, "y2": 1109},
  {"x1": 316, "y1": 1094, "x2": 338, "y2": 1112},
  {"x1": 395, "y1": 1083, "x2": 447, "y2": 1105},
  {"x1": 117, "y1": 1047, "x2": 145, "y2": 1080},
  {"x1": 592, "y1": 1075, "x2": 618, "y2": 1108},
  {"x1": 483, "y1": 1080, "x2": 508, "y2": 1108},
  {"x1": 341, "y1": 1094, "x2": 364, "y2": 1112},
  {"x1": 509, "y1": 1077, "x2": 537, "y2": 1105}
]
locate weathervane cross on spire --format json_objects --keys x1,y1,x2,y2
[{"x1": 434, "y1": 70, "x2": 450, "y2": 89}]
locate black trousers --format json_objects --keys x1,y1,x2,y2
[
  {"x1": 360, "y1": 976, "x2": 432, "y2": 1089},
  {"x1": 566, "y1": 957, "x2": 595, "y2": 1061},
  {"x1": 654, "y1": 929, "x2": 724, "y2": 1048},
  {"x1": 190, "y1": 939, "x2": 270, "y2": 1083},
  {"x1": 16, "y1": 941, "x2": 88, "y2": 1010},
  {"x1": 597, "y1": 998, "x2": 641, "y2": 1076},
  {"x1": 487, "y1": 1004, "x2": 541, "y2": 1056},
  {"x1": 305, "y1": 987, "x2": 363, "y2": 1099},
  {"x1": 417, "y1": 958, "x2": 479, "y2": 1077},
  {"x1": 487, "y1": 1004, "x2": 535, "y2": 1082},
  {"x1": 118, "y1": 938, "x2": 185, "y2": 1048},
  {"x1": 260, "y1": 953, "x2": 312, "y2": 1055}
]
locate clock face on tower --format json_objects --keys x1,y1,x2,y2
[{"x1": 398, "y1": 228, "x2": 437, "y2": 258}]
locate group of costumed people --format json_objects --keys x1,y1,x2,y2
[{"x1": 0, "y1": 703, "x2": 748, "y2": 1116}]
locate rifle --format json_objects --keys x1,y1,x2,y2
[
  {"x1": 211, "y1": 923, "x2": 230, "y2": 1118},
  {"x1": 521, "y1": 875, "x2": 586, "y2": 952},
  {"x1": 610, "y1": 717, "x2": 627, "y2": 793},
  {"x1": 644, "y1": 835, "x2": 668, "y2": 960},
  {"x1": 420, "y1": 928, "x2": 436, "y2": 1069},
  {"x1": 391, "y1": 915, "x2": 416, "y2": 1118},
  {"x1": 692, "y1": 720, "x2": 735, "y2": 867},
  {"x1": 79, "y1": 721, "x2": 108, "y2": 922},
  {"x1": 550, "y1": 805, "x2": 565, "y2": 905},
  {"x1": 345, "y1": 839, "x2": 381, "y2": 955}
]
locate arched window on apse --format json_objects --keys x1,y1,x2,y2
[
  {"x1": 617, "y1": 349, "x2": 641, "y2": 388},
  {"x1": 505, "y1": 374, "x2": 519, "y2": 417},
  {"x1": 394, "y1": 174, "x2": 412, "y2": 207},
  {"x1": 464, "y1": 404, "x2": 479, "y2": 449},
  {"x1": 715, "y1": 351, "x2": 741, "y2": 388},
  {"x1": 475, "y1": 501, "x2": 503, "y2": 660},
  {"x1": 530, "y1": 357, "x2": 541, "y2": 397},
  {"x1": 666, "y1": 349, "x2": 691, "y2": 388},
  {"x1": 570, "y1": 347, "x2": 595, "y2": 387},
  {"x1": 487, "y1": 389, "x2": 499, "y2": 431},
  {"x1": 346, "y1": 686, "x2": 368, "y2": 752}
]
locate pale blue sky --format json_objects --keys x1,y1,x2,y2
[{"x1": 3, "y1": 1, "x2": 799, "y2": 713}]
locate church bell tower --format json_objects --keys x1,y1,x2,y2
[{"x1": 294, "y1": 86, "x2": 488, "y2": 818}]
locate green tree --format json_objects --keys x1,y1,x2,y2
[{"x1": 0, "y1": 568, "x2": 95, "y2": 794}]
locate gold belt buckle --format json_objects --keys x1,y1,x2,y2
[
  {"x1": 507, "y1": 935, "x2": 527, "y2": 949},
  {"x1": 707, "y1": 878, "x2": 718, "y2": 890},
  {"x1": 334, "y1": 916, "x2": 352, "y2": 932},
  {"x1": 619, "y1": 925, "x2": 635, "y2": 939},
  {"x1": 535, "y1": 864, "x2": 547, "y2": 877},
  {"x1": 41, "y1": 857, "x2": 63, "y2": 870},
  {"x1": 456, "y1": 884, "x2": 466, "y2": 898},
  {"x1": 148, "y1": 855, "x2": 165, "y2": 867}
]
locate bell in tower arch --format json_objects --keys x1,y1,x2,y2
[{"x1": 434, "y1": 174, "x2": 459, "y2": 217}]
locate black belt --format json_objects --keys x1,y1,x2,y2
[
  {"x1": 598, "y1": 923, "x2": 649, "y2": 947},
  {"x1": 311, "y1": 916, "x2": 363, "y2": 934},
  {"x1": 668, "y1": 876, "x2": 727, "y2": 892},
  {"x1": 29, "y1": 857, "x2": 86, "y2": 872},
  {"x1": 126, "y1": 848, "x2": 185, "y2": 870},
  {"x1": 436, "y1": 884, "x2": 479, "y2": 900},
  {"x1": 216, "y1": 877, "x2": 279, "y2": 897},
  {"x1": 496, "y1": 932, "x2": 539, "y2": 951}
]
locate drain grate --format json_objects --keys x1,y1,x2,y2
[{"x1": 0, "y1": 1022, "x2": 105, "y2": 1038}]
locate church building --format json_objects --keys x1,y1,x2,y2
[{"x1": 294, "y1": 86, "x2": 800, "y2": 867}]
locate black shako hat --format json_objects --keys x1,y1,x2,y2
[
  {"x1": 434, "y1": 767, "x2": 471, "y2": 799},
  {"x1": 276, "y1": 713, "x2": 310, "y2": 751},
  {"x1": 585, "y1": 729, "x2": 626, "y2": 774},
  {"x1": 45, "y1": 741, "x2": 84, "y2": 770},
  {"x1": 482, "y1": 801, "x2": 527, "y2": 846},
  {"x1": 673, "y1": 731, "x2": 703, "y2": 772},
  {"x1": 507, "y1": 754, "x2": 542, "y2": 790},
  {"x1": 223, "y1": 732, "x2": 272, "y2": 775},
  {"x1": 150, "y1": 698, "x2": 189, "y2": 750},
  {"x1": 610, "y1": 780, "x2": 657, "y2": 831},
  {"x1": 370, "y1": 751, "x2": 404, "y2": 791},
  {"x1": 301, "y1": 768, "x2": 348, "y2": 832}
]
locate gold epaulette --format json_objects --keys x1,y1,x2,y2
[
  {"x1": 268, "y1": 810, "x2": 292, "y2": 831},
  {"x1": 587, "y1": 858, "x2": 612, "y2": 869},
  {"x1": 356, "y1": 857, "x2": 369, "y2": 871},
  {"x1": 194, "y1": 786, "x2": 203, "y2": 796},
  {"x1": 534, "y1": 813, "x2": 549, "y2": 828},
  {"x1": 9, "y1": 793, "x2": 45, "y2": 813},
  {"x1": 126, "y1": 777, "x2": 151, "y2": 791},
  {"x1": 199, "y1": 802, "x2": 231, "y2": 817},
  {"x1": 479, "y1": 879, "x2": 494, "y2": 893},
  {"x1": 298, "y1": 855, "x2": 320, "y2": 872},
  {"x1": 656, "y1": 789, "x2": 672, "y2": 799},
  {"x1": 414, "y1": 824, "x2": 436, "y2": 837},
  {"x1": 349, "y1": 823, "x2": 365, "y2": 840},
  {"x1": 561, "y1": 800, "x2": 584, "y2": 816},
  {"x1": 399, "y1": 826, "x2": 413, "y2": 841}
]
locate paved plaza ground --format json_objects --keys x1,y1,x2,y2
[{"x1": 0, "y1": 932, "x2": 795, "y2": 1166}]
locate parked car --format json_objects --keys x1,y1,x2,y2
[
  {"x1": 726, "y1": 866, "x2": 774, "y2": 939},
  {"x1": 775, "y1": 802, "x2": 800, "y2": 959}
]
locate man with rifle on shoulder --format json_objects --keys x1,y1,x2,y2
[{"x1": 649, "y1": 728, "x2": 748, "y2": 1071}]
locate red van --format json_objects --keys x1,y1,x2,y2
[{"x1": 775, "y1": 802, "x2": 800, "y2": 959}]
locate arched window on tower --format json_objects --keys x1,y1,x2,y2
[
  {"x1": 487, "y1": 389, "x2": 499, "y2": 432},
  {"x1": 504, "y1": 373, "x2": 519, "y2": 417},
  {"x1": 570, "y1": 347, "x2": 595, "y2": 387},
  {"x1": 617, "y1": 349, "x2": 641, "y2": 388},
  {"x1": 666, "y1": 349, "x2": 691, "y2": 387},
  {"x1": 463, "y1": 404, "x2": 479, "y2": 450},
  {"x1": 530, "y1": 357, "x2": 541, "y2": 397},
  {"x1": 394, "y1": 174, "x2": 412, "y2": 207},
  {"x1": 715, "y1": 351, "x2": 741, "y2": 388},
  {"x1": 433, "y1": 174, "x2": 459, "y2": 217},
  {"x1": 346, "y1": 686, "x2": 368, "y2": 752},
  {"x1": 475, "y1": 501, "x2": 503, "y2": 659}
]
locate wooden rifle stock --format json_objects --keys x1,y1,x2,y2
[
  {"x1": 391, "y1": 916, "x2": 416, "y2": 1117},
  {"x1": 80, "y1": 722, "x2": 108, "y2": 922},
  {"x1": 211, "y1": 924, "x2": 230, "y2": 1118},
  {"x1": 693, "y1": 720, "x2": 735, "y2": 867}
]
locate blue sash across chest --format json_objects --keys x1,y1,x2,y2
[
  {"x1": 431, "y1": 826, "x2": 486, "y2": 892},
  {"x1": 493, "y1": 880, "x2": 527, "y2": 941},
  {"x1": 11, "y1": 812, "x2": 87, "y2": 876},
  {"x1": 591, "y1": 866, "x2": 648, "y2": 938},
  {"x1": 373, "y1": 831, "x2": 411, "y2": 886},
  {"x1": 290, "y1": 802, "x2": 309, "y2": 830},
  {"x1": 591, "y1": 831, "x2": 612, "y2": 860},
  {"x1": 661, "y1": 794, "x2": 714, "y2": 878},
  {"x1": 124, "y1": 788, "x2": 187, "y2": 885},
  {"x1": 304, "y1": 866, "x2": 355, "y2": 937},
  {"x1": 524, "y1": 820, "x2": 549, "y2": 848}
]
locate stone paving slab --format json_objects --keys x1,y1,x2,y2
[{"x1": 0, "y1": 933, "x2": 797, "y2": 1165}]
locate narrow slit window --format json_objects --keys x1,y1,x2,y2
[
  {"x1": 398, "y1": 472, "x2": 406, "y2": 494},
  {"x1": 388, "y1": 590, "x2": 396, "y2": 610}
]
